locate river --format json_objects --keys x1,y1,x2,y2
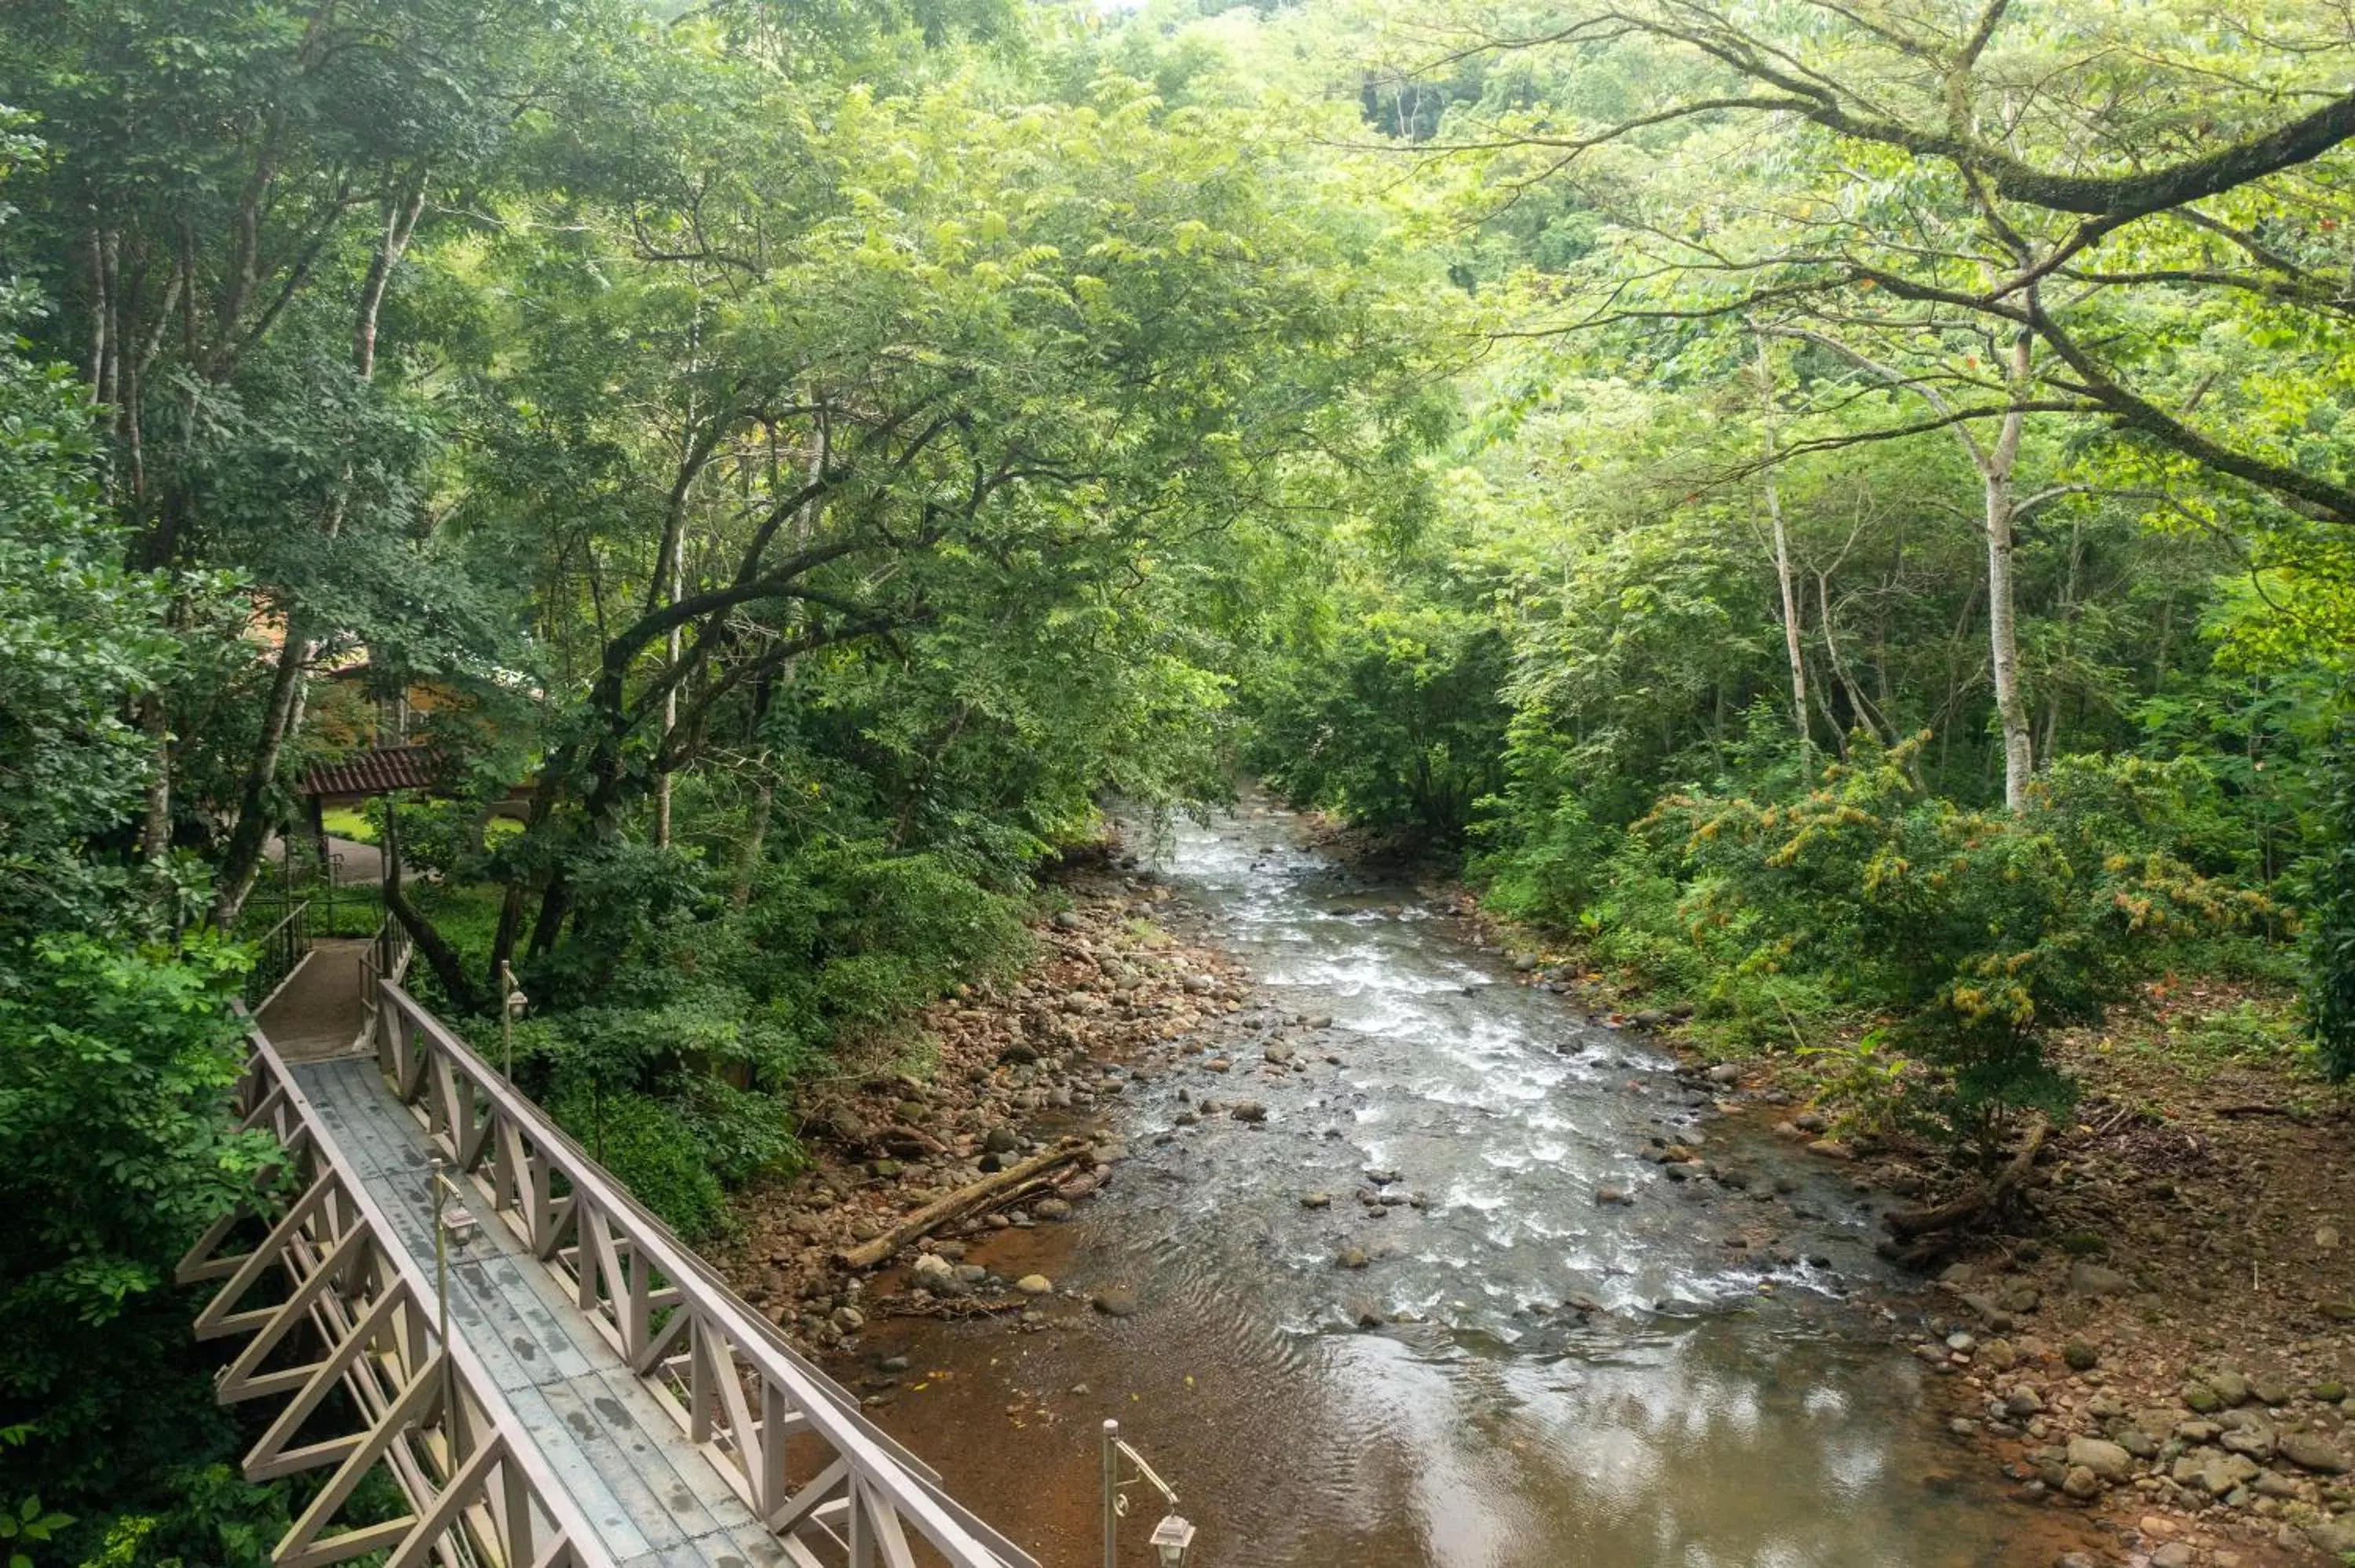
[{"x1": 838, "y1": 802, "x2": 2081, "y2": 1567}]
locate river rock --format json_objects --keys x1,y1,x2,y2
[
  {"x1": 2171, "y1": 1448, "x2": 2262, "y2": 1496},
  {"x1": 2149, "y1": 1546, "x2": 2196, "y2": 1568},
  {"x1": 2276, "y1": 1431, "x2": 2348, "y2": 1473},
  {"x1": 1337, "y1": 1247, "x2": 1369, "y2": 1269},
  {"x1": 2306, "y1": 1519, "x2": 2355, "y2": 1555},
  {"x1": 1032, "y1": 1198, "x2": 1073, "y2": 1221},
  {"x1": 1231, "y1": 1100, "x2": 1266, "y2": 1122},
  {"x1": 1092, "y1": 1286, "x2": 1139, "y2": 1318},
  {"x1": 1052, "y1": 910, "x2": 1083, "y2": 930},
  {"x1": 1706, "y1": 1063, "x2": 1743, "y2": 1085},
  {"x1": 1015, "y1": 1274, "x2": 1053, "y2": 1296},
  {"x1": 2059, "y1": 1464, "x2": 2101, "y2": 1500},
  {"x1": 983, "y1": 1125, "x2": 1020, "y2": 1154},
  {"x1": 1594, "y1": 1187, "x2": 1633, "y2": 1205},
  {"x1": 2206, "y1": 1367, "x2": 2252, "y2": 1406},
  {"x1": 1265, "y1": 1042, "x2": 1294, "y2": 1065},
  {"x1": 2067, "y1": 1260, "x2": 2130, "y2": 1296},
  {"x1": 1301, "y1": 1191, "x2": 1332, "y2": 1209},
  {"x1": 2066, "y1": 1436, "x2": 2133, "y2": 1482}
]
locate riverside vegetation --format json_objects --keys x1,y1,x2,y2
[{"x1": 2, "y1": 0, "x2": 2355, "y2": 1562}]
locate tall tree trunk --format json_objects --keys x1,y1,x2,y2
[
  {"x1": 212, "y1": 615, "x2": 312, "y2": 928},
  {"x1": 1817, "y1": 571, "x2": 1887, "y2": 746},
  {"x1": 735, "y1": 760, "x2": 773, "y2": 908},
  {"x1": 137, "y1": 691, "x2": 173, "y2": 868},
  {"x1": 383, "y1": 790, "x2": 480, "y2": 1012},
  {"x1": 1754, "y1": 333, "x2": 1813, "y2": 779},
  {"x1": 212, "y1": 177, "x2": 425, "y2": 928},
  {"x1": 654, "y1": 545, "x2": 681, "y2": 848},
  {"x1": 1985, "y1": 329, "x2": 2036, "y2": 812}
]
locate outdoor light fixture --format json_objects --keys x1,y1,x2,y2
[
  {"x1": 1102, "y1": 1420, "x2": 1196, "y2": 1567},
  {"x1": 499, "y1": 960, "x2": 528, "y2": 1076},
  {"x1": 1147, "y1": 1513, "x2": 1196, "y2": 1565}
]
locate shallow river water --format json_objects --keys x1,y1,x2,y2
[{"x1": 846, "y1": 804, "x2": 2077, "y2": 1568}]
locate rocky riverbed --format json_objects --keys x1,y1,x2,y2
[{"x1": 720, "y1": 808, "x2": 2352, "y2": 1567}]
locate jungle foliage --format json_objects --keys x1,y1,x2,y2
[{"x1": 5, "y1": 0, "x2": 2355, "y2": 1555}]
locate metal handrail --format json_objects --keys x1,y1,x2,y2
[
  {"x1": 180, "y1": 1020, "x2": 616, "y2": 1568},
  {"x1": 356, "y1": 913, "x2": 414, "y2": 1043},
  {"x1": 245, "y1": 899, "x2": 311, "y2": 1006},
  {"x1": 374, "y1": 980, "x2": 1038, "y2": 1568}
]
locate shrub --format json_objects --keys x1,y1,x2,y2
[
  {"x1": 2307, "y1": 713, "x2": 2355, "y2": 1081},
  {"x1": 1654, "y1": 735, "x2": 2266, "y2": 1164},
  {"x1": 545, "y1": 1085, "x2": 731, "y2": 1242}
]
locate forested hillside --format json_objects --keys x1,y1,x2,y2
[{"x1": 2, "y1": 0, "x2": 2351, "y2": 1559}]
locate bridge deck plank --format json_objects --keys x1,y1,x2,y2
[{"x1": 294, "y1": 1058, "x2": 792, "y2": 1568}]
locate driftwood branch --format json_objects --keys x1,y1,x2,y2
[
  {"x1": 838, "y1": 1141, "x2": 1090, "y2": 1269},
  {"x1": 1882, "y1": 1115, "x2": 2047, "y2": 1239}
]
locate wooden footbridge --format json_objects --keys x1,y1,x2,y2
[{"x1": 185, "y1": 935, "x2": 1036, "y2": 1568}]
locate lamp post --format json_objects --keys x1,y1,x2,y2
[
  {"x1": 1101, "y1": 1420, "x2": 1194, "y2": 1566},
  {"x1": 499, "y1": 961, "x2": 528, "y2": 1078}
]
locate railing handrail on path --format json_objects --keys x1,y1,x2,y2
[
  {"x1": 356, "y1": 910, "x2": 414, "y2": 1045},
  {"x1": 374, "y1": 979, "x2": 1039, "y2": 1568},
  {"x1": 246, "y1": 897, "x2": 312, "y2": 1008},
  {"x1": 177, "y1": 1018, "x2": 617, "y2": 1568}
]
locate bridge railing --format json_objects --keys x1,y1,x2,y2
[
  {"x1": 356, "y1": 911, "x2": 414, "y2": 1048},
  {"x1": 374, "y1": 980, "x2": 1039, "y2": 1568},
  {"x1": 244, "y1": 899, "x2": 311, "y2": 1007},
  {"x1": 177, "y1": 1021, "x2": 617, "y2": 1568}
]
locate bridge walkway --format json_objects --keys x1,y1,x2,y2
[
  {"x1": 179, "y1": 965, "x2": 1037, "y2": 1568},
  {"x1": 294, "y1": 1053, "x2": 790, "y2": 1568}
]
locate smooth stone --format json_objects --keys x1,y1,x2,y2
[
  {"x1": 2276, "y1": 1431, "x2": 2347, "y2": 1474},
  {"x1": 2067, "y1": 1436, "x2": 2133, "y2": 1482}
]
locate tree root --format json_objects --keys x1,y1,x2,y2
[{"x1": 1882, "y1": 1115, "x2": 2048, "y2": 1240}]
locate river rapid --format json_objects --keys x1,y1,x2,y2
[{"x1": 841, "y1": 801, "x2": 2078, "y2": 1568}]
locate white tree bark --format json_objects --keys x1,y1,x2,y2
[
  {"x1": 1754, "y1": 332, "x2": 1813, "y2": 780},
  {"x1": 1764, "y1": 324, "x2": 2043, "y2": 809}
]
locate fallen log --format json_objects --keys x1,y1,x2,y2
[
  {"x1": 884, "y1": 1295, "x2": 1031, "y2": 1321},
  {"x1": 837, "y1": 1140, "x2": 1090, "y2": 1269},
  {"x1": 1882, "y1": 1116, "x2": 2048, "y2": 1240}
]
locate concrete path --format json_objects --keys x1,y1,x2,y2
[
  {"x1": 254, "y1": 937, "x2": 370, "y2": 1061},
  {"x1": 265, "y1": 833, "x2": 385, "y2": 885}
]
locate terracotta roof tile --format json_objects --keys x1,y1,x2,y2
[{"x1": 304, "y1": 745, "x2": 444, "y2": 797}]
